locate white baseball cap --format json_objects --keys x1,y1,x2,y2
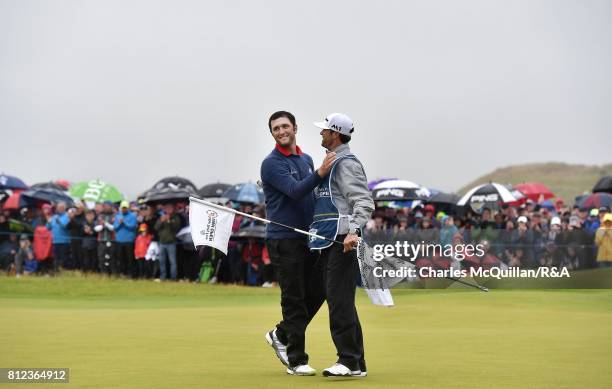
[
  {"x1": 517, "y1": 216, "x2": 528, "y2": 224},
  {"x1": 550, "y1": 216, "x2": 561, "y2": 226},
  {"x1": 314, "y1": 113, "x2": 354, "y2": 136}
]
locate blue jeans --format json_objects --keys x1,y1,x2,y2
[{"x1": 159, "y1": 243, "x2": 177, "y2": 280}]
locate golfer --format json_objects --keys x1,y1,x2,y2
[
  {"x1": 309, "y1": 113, "x2": 374, "y2": 377},
  {"x1": 260, "y1": 111, "x2": 334, "y2": 376}
]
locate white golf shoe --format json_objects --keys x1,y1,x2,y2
[
  {"x1": 265, "y1": 329, "x2": 289, "y2": 367},
  {"x1": 322, "y1": 363, "x2": 364, "y2": 377},
  {"x1": 286, "y1": 364, "x2": 316, "y2": 376}
]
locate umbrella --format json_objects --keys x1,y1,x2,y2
[
  {"x1": 376, "y1": 200, "x2": 422, "y2": 209},
  {"x1": 540, "y1": 200, "x2": 556, "y2": 211},
  {"x1": 504, "y1": 184, "x2": 527, "y2": 206},
  {"x1": 0, "y1": 181, "x2": 66, "y2": 209},
  {"x1": 577, "y1": 192, "x2": 612, "y2": 210},
  {"x1": 0, "y1": 190, "x2": 10, "y2": 204},
  {"x1": 427, "y1": 192, "x2": 460, "y2": 205},
  {"x1": 457, "y1": 182, "x2": 520, "y2": 213},
  {"x1": 424, "y1": 192, "x2": 461, "y2": 214},
  {"x1": 223, "y1": 183, "x2": 264, "y2": 204},
  {"x1": 367, "y1": 177, "x2": 396, "y2": 191},
  {"x1": 154, "y1": 176, "x2": 197, "y2": 191},
  {"x1": 371, "y1": 179, "x2": 431, "y2": 201},
  {"x1": 55, "y1": 179, "x2": 71, "y2": 190},
  {"x1": 425, "y1": 188, "x2": 442, "y2": 196},
  {"x1": 31, "y1": 182, "x2": 67, "y2": 191},
  {"x1": 19, "y1": 187, "x2": 75, "y2": 208},
  {"x1": 593, "y1": 176, "x2": 612, "y2": 194},
  {"x1": 1, "y1": 189, "x2": 25, "y2": 210},
  {"x1": 8, "y1": 218, "x2": 34, "y2": 233},
  {"x1": 144, "y1": 176, "x2": 198, "y2": 204},
  {"x1": 232, "y1": 225, "x2": 266, "y2": 239},
  {"x1": 198, "y1": 182, "x2": 232, "y2": 199},
  {"x1": 0, "y1": 174, "x2": 28, "y2": 190},
  {"x1": 514, "y1": 182, "x2": 555, "y2": 201},
  {"x1": 70, "y1": 179, "x2": 124, "y2": 205}
]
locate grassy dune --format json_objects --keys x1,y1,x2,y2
[{"x1": 457, "y1": 162, "x2": 612, "y2": 202}]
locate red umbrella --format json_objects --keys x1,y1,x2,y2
[
  {"x1": 56, "y1": 179, "x2": 71, "y2": 190},
  {"x1": 514, "y1": 182, "x2": 554, "y2": 202},
  {"x1": 1, "y1": 189, "x2": 24, "y2": 210}
]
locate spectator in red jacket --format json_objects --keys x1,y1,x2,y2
[{"x1": 134, "y1": 223, "x2": 152, "y2": 279}]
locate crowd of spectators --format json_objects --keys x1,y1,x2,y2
[
  {"x1": 0, "y1": 200, "x2": 276, "y2": 286},
  {"x1": 365, "y1": 198, "x2": 612, "y2": 270},
  {"x1": 1, "y1": 196, "x2": 611, "y2": 284}
]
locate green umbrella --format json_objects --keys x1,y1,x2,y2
[
  {"x1": 9, "y1": 218, "x2": 33, "y2": 233},
  {"x1": 69, "y1": 179, "x2": 124, "y2": 204}
]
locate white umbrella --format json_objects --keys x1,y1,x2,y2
[{"x1": 373, "y1": 180, "x2": 420, "y2": 189}]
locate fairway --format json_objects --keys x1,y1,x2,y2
[{"x1": 1, "y1": 274, "x2": 611, "y2": 389}]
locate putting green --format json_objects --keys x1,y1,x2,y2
[{"x1": 1, "y1": 274, "x2": 611, "y2": 388}]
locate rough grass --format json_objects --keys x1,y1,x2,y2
[
  {"x1": 1, "y1": 273, "x2": 611, "y2": 388},
  {"x1": 457, "y1": 162, "x2": 612, "y2": 202}
]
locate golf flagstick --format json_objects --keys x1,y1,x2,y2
[
  {"x1": 189, "y1": 196, "x2": 343, "y2": 246},
  {"x1": 189, "y1": 196, "x2": 487, "y2": 293}
]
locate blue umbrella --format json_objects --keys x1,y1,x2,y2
[
  {"x1": 540, "y1": 200, "x2": 555, "y2": 211},
  {"x1": 223, "y1": 183, "x2": 264, "y2": 204},
  {"x1": 0, "y1": 174, "x2": 28, "y2": 190}
]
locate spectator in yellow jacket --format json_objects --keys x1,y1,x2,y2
[{"x1": 595, "y1": 213, "x2": 612, "y2": 267}]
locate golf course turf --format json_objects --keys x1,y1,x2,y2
[{"x1": 1, "y1": 273, "x2": 611, "y2": 388}]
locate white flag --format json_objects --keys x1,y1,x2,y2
[
  {"x1": 189, "y1": 198, "x2": 236, "y2": 255},
  {"x1": 364, "y1": 288, "x2": 394, "y2": 307},
  {"x1": 356, "y1": 238, "x2": 395, "y2": 307}
]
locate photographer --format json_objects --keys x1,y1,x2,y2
[
  {"x1": 154, "y1": 204, "x2": 181, "y2": 281},
  {"x1": 14, "y1": 234, "x2": 35, "y2": 277},
  {"x1": 81, "y1": 209, "x2": 98, "y2": 272},
  {"x1": 95, "y1": 201, "x2": 116, "y2": 275}
]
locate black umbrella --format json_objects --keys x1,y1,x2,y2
[
  {"x1": 232, "y1": 225, "x2": 266, "y2": 239},
  {"x1": 198, "y1": 182, "x2": 232, "y2": 199},
  {"x1": 427, "y1": 192, "x2": 460, "y2": 205},
  {"x1": 593, "y1": 176, "x2": 612, "y2": 194},
  {"x1": 19, "y1": 187, "x2": 75, "y2": 207},
  {"x1": 0, "y1": 174, "x2": 28, "y2": 190},
  {"x1": 144, "y1": 176, "x2": 198, "y2": 204},
  {"x1": 426, "y1": 192, "x2": 462, "y2": 214},
  {"x1": 31, "y1": 182, "x2": 67, "y2": 191},
  {"x1": 153, "y1": 176, "x2": 197, "y2": 191}
]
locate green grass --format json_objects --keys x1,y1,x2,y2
[{"x1": 1, "y1": 273, "x2": 611, "y2": 388}]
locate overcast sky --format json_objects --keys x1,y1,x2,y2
[{"x1": 1, "y1": 0, "x2": 610, "y2": 198}]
